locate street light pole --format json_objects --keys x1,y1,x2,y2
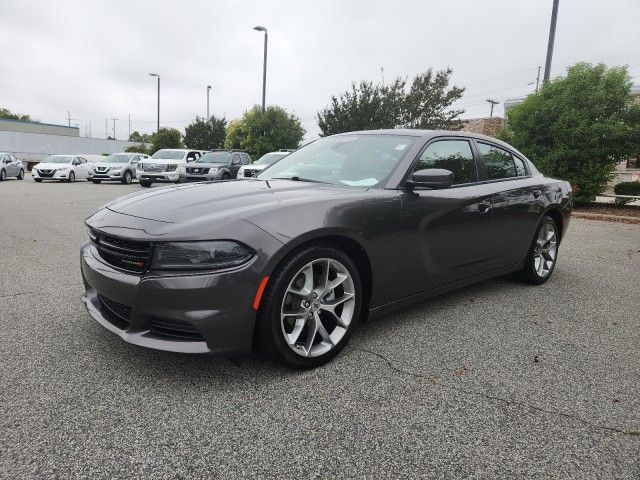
[
  {"x1": 543, "y1": 0, "x2": 560, "y2": 84},
  {"x1": 149, "y1": 73, "x2": 160, "y2": 132},
  {"x1": 253, "y1": 26, "x2": 268, "y2": 113},
  {"x1": 207, "y1": 85, "x2": 212, "y2": 120},
  {"x1": 486, "y1": 99, "x2": 499, "y2": 118}
]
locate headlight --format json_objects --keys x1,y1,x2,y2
[
  {"x1": 111, "y1": 167, "x2": 122, "y2": 173},
  {"x1": 58, "y1": 167, "x2": 68, "y2": 172},
  {"x1": 209, "y1": 167, "x2": 218, "y2": 174},
  {"x1": 165, "y1": 164, "x2": 178, "y2": 172},
  {"x1": 178, "y1": 165, "x2": 186, "y2": 173},
  {"x1": 150, "y1": 241, "x2": 254, "y2": 271}
]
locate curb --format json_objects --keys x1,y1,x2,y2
[{"x1": 573, "y1": 211, "x2": 640, "y2": 224}]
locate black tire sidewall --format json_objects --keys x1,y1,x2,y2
[
  {"x1": 0, "y1": 170, "x2": 5, "y2": 181},
  {"x1": 259, "y1": 245, "x2": 362, "y2": 368},
  {"x1": 123, "y1": 171, "x2": 132, "y2": 184},
  {"x1": 69, "y1": 172, "x2": 75, "y2": 182},
  {"x1": 18, "y1": 169, "x2": 24, "y2": 179}
]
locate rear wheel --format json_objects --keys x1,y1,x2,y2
[
  {"x1": 68, "y1": 171, "x2": 75, "y2": 183},
  {"x1": 257, "y1": 245, "x2": 362, "y2": 369},
  {"x1": 18, "y1": 169, "x2": 24, "y2": 180},
  {"x1": 516, "y1": 216, "x2": 559, "y2": 285},
  {"x1": 139, "y1": 180, "x2": 152, "y2": 188},
  {"x1": 122, "y1": 171, "x2": 133, "y2": 184},
  {"x1": 0, "y1": 170, "x2": 5, "y2": 181}
]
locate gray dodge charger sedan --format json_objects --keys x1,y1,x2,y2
[{"x1": 81, "y1": 130, "x2": 572, "y2": 368}]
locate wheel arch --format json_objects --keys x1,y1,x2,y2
[{"x1": 543, "y1": 207, "x2": 564, "y2": 241}]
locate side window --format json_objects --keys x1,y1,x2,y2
[
  {"x1": 513, "y1": 156, "x2": 527, "y2": 177},
  {"x1": 413, "y1": 140, "x2": 477, "y2": 185},
  {"x1": 80, "y1": 158, "x2": 87, "y2": 164},
  {"x1": 242, "y1": 154, "x2": 250, "y2": 165},
  {"x1": 477, "y1": 143, "x2": 518, "y2": 180},
  {"x1": 72, "y1": 157, "x2": 80, "y2": 165},
  {"x1": 131, "y1": 155, "x2": 139, "y2": 164},
  {"x1": 232, "y1": 154, "x2": 241, "y2": 165}
]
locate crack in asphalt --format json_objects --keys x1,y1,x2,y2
[
  {"x1": 0, "y1": 291, "x2": 33, "y2": 299},
  {"x1": 355, "y1": 347, "x2": 640, "y2": 439}
]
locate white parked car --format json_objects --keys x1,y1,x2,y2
[
  {"x1": 137, "y1": 149, "x2": 205, "y2": 187},
  {"x1": 237, "y1": 150, "x2": 291, "y2": 179},
  {"x1": 0, "y1": 152, "x2": 24, "y2": 181},
  {"x1": 92, "y1": 152, "x2": 149, "y2": 184},
  {"x1": 32, "y1": 155, "x2": 93, "y2": 182}
]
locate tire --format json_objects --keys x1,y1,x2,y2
[
  {"x1": 257, "y1": 244, "x2": 363, "y2": 369},
  {"x1": 0, "y1": 169, "x2": 5, "y2": 181},
  {"x1": 221, "y1": 173, "x2": 230, "y2": 180},
  {"x1": 34, "y1": 178, "x2": 42, "y2": 183},
  {"x1": 92, "y1": 179, "x2": 102, "y2": 184},
  {"x1": 18, "y1": 169, "x2": 24, "y2": 180},
  {"x1": 122, "y1": 171, "x2": 133, "y2": 184},
  {"x1": 516, "y1": 216, "x2": 560, "y2": 285},
  {"x1": 139, "y1": 180, "x2": 152, "y2": 188},
  {"x1": 68, "y1": 171, "x2": 75, "y2": 183}
]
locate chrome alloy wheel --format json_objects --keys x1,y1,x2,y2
[
  {"x1": 534, "y1": 222, "x2": 557, "y2": 278},
  {"x1": 281, "y1": 258, "x2": 356, "y2": 358}
]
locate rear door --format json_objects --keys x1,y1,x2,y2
[
  {"x1": 398, "y1": 137, "x2": 494, "y2": 296},
  {"x1": 474, "y1": 141, "x2": 543, "y2": 267},
  {"x1": 9, "y1": 155, "x2": 20, "y2": 176},
  {"x1": 229, "y1": 153, "x2": 242, "y2": 177}
]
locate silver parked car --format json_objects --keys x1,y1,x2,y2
[
  {"x1": 237, "y1": 150, "x2": 291, "y2": 179},
  {"x1": 91, "y1": 152, "x2": 148, "y2": 184},
  {"x1": 32, "y1": 155, "x2": 92, "y2": 182},
  {"x1": 0, "y1": 152, "x2": 24, "y2": 181}
]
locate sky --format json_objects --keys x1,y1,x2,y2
[{"x1": 2, "y1": 0, "x2": 640, "y2": 141}]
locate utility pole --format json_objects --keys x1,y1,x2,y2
[
  {"x1": 149, "y1": 73, "x2": 160, "y2": 132},
  {"x1": 88, "y1": 122, "x2": 91, "y2": 138},
  {"x1": 207, "y1": 85, "x2": 212, "y2": 120},
  {"x1": 381, "y1": 67, "x2": 385, "y2": 85},
  {"x1": 253, "y1": 26, "x2": 268, "y2": 112},
  {"x1": 67, "y1": 110, "x2": 72, "y2": 127},
  {"x1": 536, "y1": 65, "x2": 542, "y2": 91},
  {"x1": 543, "y1": 0, "x2": 560, "y2": 84},
  {"x1": 128, "y1": 114, "x2": 131, "y2": 140},
  {"x1": 105, "y1": 119, "x2": 108, "y2": 139},
  {"x1": 111, "y1": 118, "x2": 117, "y2": 140},
  {"x1": 486, "y1": 99, "x2": 499, "y2": 118}
]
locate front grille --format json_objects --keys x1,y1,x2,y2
[
  {"x1": 98, "y1": 294, "x2": 131, "y2": 330},
  {"x1": 186, "y1": 167, "x2": 209, "y2": 175},
  {"x1": 243, "y1": 169, "x2": 258, "y2": 177},
  {"x1": 90, "y1": 230, "x2": 152, "y2": 273},
  {"x1": 38, "y1": 169, "x2": 56, "y2": 177},
  {"x1": 95, "y1": 166, "x2": 110, "y2": 173},
  {"x1": 142, "y1": 163, "x2": 164, "y2": 173},
  {"x1": 150, "y1": 318, "x2": 205, "y2": 341}
]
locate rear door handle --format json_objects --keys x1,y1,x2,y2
[
  {"x1": 532, "y1": 189, "x2": 542, "y2": 198},
  {"x1": 478, "y1": 201, "x2": 491, "y2": 213}
]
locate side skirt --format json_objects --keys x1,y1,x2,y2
[{"x1": 367, "y1": 263, "x2": 523, "y2": 321}]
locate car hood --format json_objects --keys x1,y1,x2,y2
[
  {"x1": 143, "y1": 159, "x2": 185, "y2": 165},
  {"x1": 94, "y1": 162, "x2": 127, "y2": 169},
  {"x1": 35, "y1": 162, "x2": 69, "y2": 170},
  {"x1": 186, "y1": 163, "x2": 226, "y2": 169},
  {"x1": 243, "y1": 164, "x2": 268, "y2": 171},
  {"x1": 104, "y1": 180, "x2": 361, "y2": 225}
]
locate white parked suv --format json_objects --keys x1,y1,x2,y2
[
  {"x1": 0, "y1": 152, "x2": 24, "y2": 181},
  {"x1": 32, "y1": 155, "x2": 93, "y2": 182},
  {"x1": 137, "y1": 149, "x2": 204, "y2": 187},
  {"x1": 92, "y1": 152, "x2": 149, "y2": 184}
]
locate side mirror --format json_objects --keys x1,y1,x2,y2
[{"x1": 408, "y1": 168, "x2": 454, "y2": 189}]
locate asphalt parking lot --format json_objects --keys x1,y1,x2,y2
[{"x1": 1, "y1": 176, "x2": 639, "y2": 479}]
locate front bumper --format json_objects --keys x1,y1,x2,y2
[
  {"x1": 80, "y1": 242, "x2": 261, "y2": 355},
  {"x1": 33, "y1": 170, "x2": 72, "y2": 180},
  {"x1": 137, "y1": 172, "x2": 179, "y2": 182},
  {"x1": 178, "y1": 173, "x2": 222, "y2": 182},
  {"x1": 92, "y1": 171, "x2": 125, "y2": 181}
]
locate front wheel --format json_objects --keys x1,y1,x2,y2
[
  {"x1": 18, "y1": 169, "x2": 24, "y2": 180},
  {"x1": 122, "y1": 171, "x2": 133, "y2": 184},
  {"x1": 68, "y1": 171, "x2": 75, "y2": 183},
  {"x1": 139, "y1": 180, "x2": 152, "y2": 188},
  {"x1": 0, "y1": 170, "x2": 6, "y2": 181},
  {"x1": 516, "y1": 216, "x2": 559, "y2": 285},
  {"x1": 257, "y1": 245, "x2": 362, "y2": 369}
]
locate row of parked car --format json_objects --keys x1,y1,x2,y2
[{"x1": 0, "y1": 148, "x2": 293, "y2": 186}]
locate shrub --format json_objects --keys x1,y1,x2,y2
[{"x1": 613, "y1": 181, "x2": 640, "y2": 205}]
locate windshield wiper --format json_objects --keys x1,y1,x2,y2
[{"x1": 271, "y1": 176, "x2": 329, "y2": 184}]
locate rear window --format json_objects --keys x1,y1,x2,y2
[{"x1": 478, "y1": 143, "x2": 518, "y2": 180}]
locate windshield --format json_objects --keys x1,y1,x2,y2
[
  {"x1": 255, "y1": 152, "x2": 289, "y2": 165},
  {"x1": 104, "y1": 154, "x2": 130, "y2": 164},
  {"x1": 196, "y1": 151, "x2": 231, "y2": 164},
  {"x1": 151, "y1": 150, "x2": 185, "y2": 160},
  {"x1": 45, "y1": 155, "x2": 74, "y2": 164},
  {"x1": 258, "y1": 135, "x2": 416, "y2": 187}
]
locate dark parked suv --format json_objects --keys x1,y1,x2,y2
[{"x1": 179, "y1": 150, "x2": 251, "y2": 182}]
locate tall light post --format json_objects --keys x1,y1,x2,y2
[
  {"x1": 543, "y1": 0, "x2": 560, "y2": 84},
  {"x1": 253, "y1": 26, "x2": 268, "y2": 112},
  {"x1": 207, "y1": 85, "x2": 212, "y2": 120},
  {"x1": 486, "y1": 98, "x2": 499, "y2": 118},
  {"x1": 148, "y1": 73, "x2": 160, "y2": 132}
]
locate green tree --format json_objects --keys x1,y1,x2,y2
[
  {"x1": 317, "y1": 68, "x2": 465, "y2": 136},
  {"x1": 0, "y1": 107, "x2": 32, "y2": 122},
  {"x1": 500, "y1": 63, "x2": 640, "y2": 202},
  {"x1": 149, "y1": 128, "x2": 183, "y2": 154},
  {"x1": 184, "y1": 115, "x2": 227, "y2": 150},
  {"x1": 125, "y1": 144, "x2": 149, "y2": 154},
  {"x1": 129, "y1": 131, "x2": 151, "y2": 143},
  {"x1": 224, "y1": 106, "x2": 305, "y2": 159}
]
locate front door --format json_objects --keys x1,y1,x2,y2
[{"x1": 397, "y1": 138, "x2": 495, "y2": 297}]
